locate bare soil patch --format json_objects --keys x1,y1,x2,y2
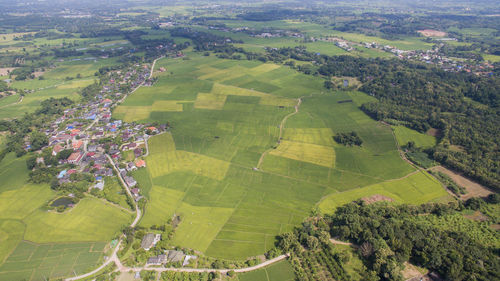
[
  {"x1": 402, "y1": 262, "x2": 427, "y2": 280},
  {"x1": 431, "y1": 166, "x2": 493, "y2": 200},
  {"x1": 418, "y1": 29, "x2": 447, "y2": 37},
  {"x1": 0, "y1": 67, "x2": 16, "y2": 76},
  {"x1": 33, "y1": 71, "x2": 45, "y2": 78},
  {"x1": 361, "y1": 194, "x2": 394, "y2": 204},
  {"x1": 490, "y1": 224, "x2": 500, "y2": 231},
  {"x1": 426, "y1": 128, "x2": 440, "y2": 137},
  {"x1": 464, "y1": 211, "x2": 489, "y2": 222}
]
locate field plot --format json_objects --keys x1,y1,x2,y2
[
  {"x1": 116, "y1": 54, "x2": 446, "y2": 259},
  {"x1": 393, "y1": 125, "x2": 436, "y2": 148},
  {"x1": 23, "y1": 198, "x2": 132, "y2": 243},
  {"x1": 238, "y1": 260, "x2": 296, "y2": 281},
  {"x1": 0, "y1": 153, "x2": 130, "y2": 277},
  {"x1": 0, "y1": 241, "x2": 106, "y2": 281},
  {"x1": 318, "y1": 171, "x2": 451, "y2": 214}
]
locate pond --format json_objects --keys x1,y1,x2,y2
[{"x1": 50, "y1": 197, "x2": 74, "y2": 208}]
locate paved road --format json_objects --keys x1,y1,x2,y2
[
  {"x1": 65, "y1": 239, "x2": 123, "y2": 281},
  {"x1": 106, "y1": 154, "x2": 142, "y2": 227},
  {"x1": 118, "y1": 254, "x2": 289, "y2": 274}
]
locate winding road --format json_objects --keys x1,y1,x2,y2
[{"x1": 256, "y1": 97, "x2": 302, "y2": 169}]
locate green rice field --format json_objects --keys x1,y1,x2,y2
[
  {"x1": 238, "y1": 260, "x2": 296, "y2": 281},
  {"x1": 113, "y1": 53, "x2": 447, "y2": 260},
  {"x1": 0, "y1": 241, "x2": 106, "y2": 281},
  {"x1": 393, "y1": 125, "x2": 437, "y2": 148}
]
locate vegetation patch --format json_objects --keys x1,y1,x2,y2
[{"x1": 270, "y1": 140, "x2": 335, "y2": 168}]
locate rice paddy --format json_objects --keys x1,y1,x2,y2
[
  {"x1": 238, "y1": 260, "x2": 296, "y2": 281},
  {"x1": 112, "y1": 53, "x2": 448, "y2": 260},
  {"x1": 393, "y1": 125, "x2": 437, "y2": 148},
  {"x1": 0, "y1": 241, "x2": 107, "y2": 281},
  {"x1": 0, "y1": 153, "x2": 132, "y2": 279}
]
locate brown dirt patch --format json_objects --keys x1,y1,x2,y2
[
  {"x1": 464, "y1": 211, "x2": 489, "y2": 222},
  {"x1": 33, "y1": 71, "x2": 45, "y2": 78},
  {"x1": 418, "y1": 29, "x2": 447, "y2": 37},
  {"x1": 426, "y1": 128, "x2": 440, "y2": 137},
  {"x1": 402, "y1": 262, "x2": 428, "y2": 280},
  {"x1": 361, "y1": 194, "x2": 394, "y2": 204},
  {"x1": 0, "y1": 67, "x2": 16, "y2": 76},
  {"x1": 431, "y1": 166, "x2": 493, "y2": 200},
  {"x1": 490, "y1": 224, "x2": 500, "y2": 231}
]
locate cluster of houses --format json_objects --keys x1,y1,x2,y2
[
  {"x1": 140, "y1": 233, "x2": 197, "y2": 267},
  {"x1": 29, "y1": 62, "x2": 168, "y2": 202}
]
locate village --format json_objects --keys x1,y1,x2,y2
[
  {"x1": 317, "y1": 36, "x2": 495, "y2": 75},
  {"x1": 25, "y1": 59, "x2": 169, "y2": 209}
]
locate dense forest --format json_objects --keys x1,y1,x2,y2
[{"x1": 278, "y1": 199, "x2": 500, "y2": 281}]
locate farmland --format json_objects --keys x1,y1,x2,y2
[
  {"x1": 0, "y1": 153, "x2": 132, "y2": 279},
  {"x1": 113, "y1": 53, "x2": 448, "y2": 260},
  {"x1": 238, "y1": 260, "x2": 296, "y2": 281},
  {"x1": 392, "y1": 125, "x2": 436, "y2": 148},
  {"x1": 0, "y1": 241, "x2": 106, "y2": 281}
]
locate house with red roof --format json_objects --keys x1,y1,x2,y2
[
  {"x1": 73, "y1": 140, "x2": 83, "y2": 150},
  {"x1": 68, "y1": 152, "x2": 84, "y2": 164}
]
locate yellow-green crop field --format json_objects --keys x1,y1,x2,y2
[
  {"x1": 0, "y1": 154, "x2": 132, "y2": 280},
  {"x1": 114, "y1": 53, "x2": 449, "y2": 260}
]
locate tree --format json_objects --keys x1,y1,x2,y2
[{"x1": 26, "y1": 156, "x2": 37, "y2": 170}]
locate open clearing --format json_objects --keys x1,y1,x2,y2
[
  {"x1": 430, "y1": 166, "x2": 493, "y2": 199},
  {"x1": 112, "y1": 54, "x2": 448, "y2": 260}
]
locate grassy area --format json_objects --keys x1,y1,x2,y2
[
  {"x1": 23, "y1": 198, "x2": 132, "y2": 243},
  {"x1": 100, "y1": 177, "x2": 132, "y2": 210},
  {"x1": 318, "y1": 171, "x2": 451, "y2": 214},
  {"x1": 393, "y1": 125, "x2": 436, "y2": 148},
  {"x1": 0, "y1": 241, "x2": 106, "y2": 281},
  {"x1": 238, "y1": 260, "x2": 296, "y2": 281},
  {"x1": 330, "y1": 244, "x2": 367, "y2": 280}
]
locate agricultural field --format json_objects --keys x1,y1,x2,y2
[
  {"x1": 238, "y1": 260, "x2": 296, "y2": 281},
  {"x1": 318, "y1": 170, "x2": 451, "y2": 214},
  {"x1": 0, "y1": 153, "x2": 132, "y2": 279},
  {"x1": 392, "y1": 125, "x2": 436, "y2": 148},
  {"x1": 113, "y1": 53, "x2": 446, "y2": 260},
  {"x1": 0, "y1": 241, "x2": 106, "y2": 281}
]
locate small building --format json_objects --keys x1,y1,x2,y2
[
  {"x1": 124, "y1": 176, "x2": 137, "y2": 188},
  {"x1": 94, "y1": 181, "x2": 104, "y2": 190},
  {"x1": 147, "y1": 254, "x2": 167, "y2": 265},
  {"x1": 122, "y1": 142, "x2": 137, "y2": 151},
  {"x1": 131, "y1": 188, "x2": 140, "y2": 196},
  {"x1": 88, "y1": 145, "x2": 98, "y2": 152},
  {"x1": 127, "y1": 162, "x2": 137, "y2": 172},
  {"x1": 134, "y1": 148, "x2": 143, "y2": 158},
  {"x1": 67, "y1": 152, "x2": 84, "y2": 164},
  {"x1": 72, "y1": 140, "x2": 83, "y2": 150},
  {"x1": 57, "y1": 170, "x2": 67, "y2": 179},
  {"x1": 52, "y1": 144, "x2": 64, "y2": 156},
  {"x1": 135, "y1": 159, "x2": 146, "y2": 168},
  {"x1": 166, "y1": 250, "x2": 185, "y2": 263},
  {"x1": 141, "y1": 233, "x2": 161, "y2": 250}
]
